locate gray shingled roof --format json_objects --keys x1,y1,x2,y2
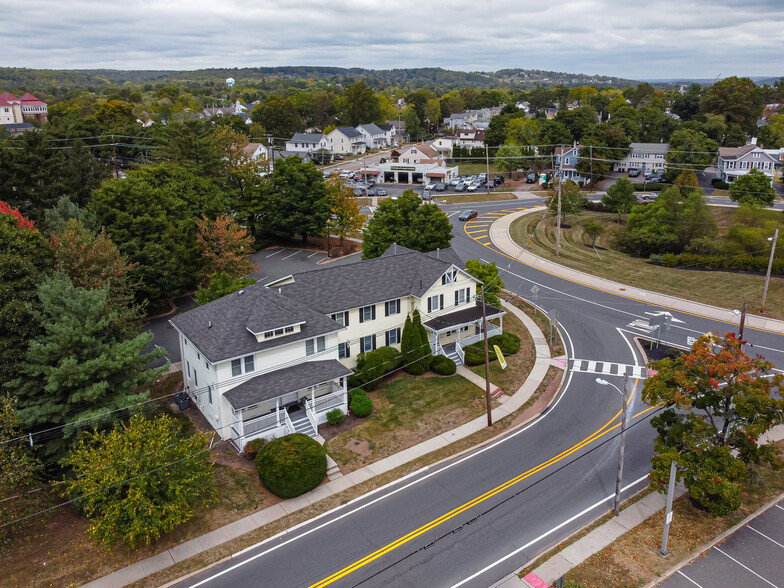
[
  {"x1": 423, "y1": 301, "x2": 504, "y2": 332},
  {"x1": 336, "y1": 127, "x2": 363, "y2": 139},
  {"x1": 223, "y1": 360, "x2": 352, "y2": 410},
  {"x1": 276, "y1": 246, "x2": 465, "y2": 315},
  {"x1": 358, "y1": 123, "x2": 384, "y2": 135},
  {"x1": 629, "y1": 143, "x2": 670, "y2": 155},
  {"x1": 169, "y1": 284, "x2": 341, "y2": 363},
  {"x1": 289, "y1": 133, "x2": 325, "y2": 144},
  {"x1": 719, "y1": 145, "x2": 771, "y2": 160}
]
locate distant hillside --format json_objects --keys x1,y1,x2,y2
[{"x1": 0, "y1": 66, "x2": 638, "y2": 93}]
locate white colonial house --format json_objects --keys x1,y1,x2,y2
[
  {"x1": 395, "y1": 142, "x2": 443, "y2": 165},
  {"x1": 327, "y1": 127, "x2": 367, "y2": 155},
  {"x1": 285, "y1": 133, "x2": 329, "y2": 154},
  {"x1": 555, "y1": 144, "x2": 591, "y2": 185},
  {"x1": 430, "y1": 136, "x2": 458, "y2": 157},
  {"x1": 613, "y1": 143, "x2": 669, "y2": 173},
  {"x1": 378, "y1": 123, "x2": 398, "y2": 147},
  {"x1": 356, "y1": 123, "x2": 387, "y2": 149},
  {"x1": 716, "y1": 144, "x2": 778, "y2": 183},
  {"x1": 170, "y1": 246, "x2": 503, "y2": 451}
]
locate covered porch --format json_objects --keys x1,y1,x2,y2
[
  {"x1": 223, "y1": 360, "x2": 352, "y2": 452},
  {"x1": 423, "y1": 302, "x2": 505, "y2": 365}
]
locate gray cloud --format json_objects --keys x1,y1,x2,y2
[{"x1": 0, "y1": 0, "x2": 782, "y2": 79}]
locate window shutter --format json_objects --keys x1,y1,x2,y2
[
  {"x1": 372, "y1": 306, "x2": 376, "y2": 320},
  {"x1": 428, "y1": 297, "x2": 432, "y2": 313},
  {"x1": 345, "y1": 311, "x2": 349, "y2": 327},
  {"x1": 442, "y1": 274, "x2": 446, "y2": 285},
  {"x1": 455, "y1": 291, "x2": 459, "y2": 307},
  {"x1": 372, "y1": 334, "x2": 377, "y2": 350},
  {"x1": 359, "y1": 309, "x2": 364, "y2": 323},
  {"x1": 440, "y1": 294, "x2": 444, "y2": 309},
  {"x1": 346, "y1": 342, "x2": 351, "y2": 358},
  {"x1": 466, "y1": 287, "x2": 471, "y2": 303},
  {"x1": 385, "y1": 331, "x2": 390, "y2": 346},
  {"x1": 385, "y1": 301, "x2": 389, "y2": 316}
]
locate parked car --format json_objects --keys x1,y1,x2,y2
[
  {"x1": 466, "y1": 183, "x2": 478, "y2": 192},
  {"x1": 526, "y1": 172, "x2": 538, "y2": 183},
  {"x1": 494, "y1": 175, "x2": 505, "y2": 185},
  {"x1": 628, "y1": 168, "x2": 641, "y2": 177},
  {"x1": 454, "y1": 181, "x2": 466, "y2": 192},
  {"x1": 450, "y1": 178, "x2": 461, "y2": 186},
  {"x1": 425, "y1": 182, "x2": 436, "y2": 190},
  {"x1": 376, "y1": 188, "x2": 387, "y2": 197},
  {"x1": 458, "y1": 210, "x2": 478, "y2": 221},
  {"x1": 333, "y1": 154, "x2": 345, "y2": 160},
  {"x1": 435, "y1": 182, "x2": 447, "y2": 191}
]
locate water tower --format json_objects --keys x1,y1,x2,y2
[{"x1": 226, "y1": 77, "x2": 235, "y2": 88}]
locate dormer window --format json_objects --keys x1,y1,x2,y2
[{"x1": 442, "y1": 269, "x2": 458, "y2": 284}]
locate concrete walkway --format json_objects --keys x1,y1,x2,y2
[
  {"x1": 490, "y1": 208, "x2": 784, "y2": 335},
  {"x1": 84, "y1": 301, "x2": 559, "y2": 588}
]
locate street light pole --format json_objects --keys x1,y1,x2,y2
[
  {"x1": 761, "y1": 228, "x2": 778, "y2": 314},
  {"x1": 596, "y1": 375, "x2": 629, "y2": 517}
]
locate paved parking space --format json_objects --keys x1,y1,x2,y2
[{"x1": 658, "y1": 499, "x2": 784, "y2": 587}]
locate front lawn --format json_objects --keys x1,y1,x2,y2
[
  {"x1": 325, "y1": 373, "x2": 488, "y2": 471},
  {"x1": 469, "y1": 310, "x2": 535, "y2": 394}
]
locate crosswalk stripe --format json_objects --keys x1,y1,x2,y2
[{"x1": 570, "y1": 359, "x2": 648, "y2": 379}]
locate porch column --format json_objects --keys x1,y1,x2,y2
[{"x1": 275, "y1": 397, "x2": 281, "y2": 426}]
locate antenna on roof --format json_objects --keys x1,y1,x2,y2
[
  {"x1": 394, "y1": 242, "x2": 397, "y2": 254},
  {"x1": 208, "y1": 321, "x2": 212, "y2": 328},
  {"x1": 279, "y1": 288, "x2": 282, "y2": 294},
  {"x1": 437, "y1": 248, "x2": 440, "y2": 259}
]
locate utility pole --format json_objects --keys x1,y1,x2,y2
[
  {"x1": 481, "y1": 285, "x2": 492, "y2": 427},
  {"x1": 738, "y1": 301, "x2": 747, "y2": 341},
  {"x1": 589, "y1": 144, "x2": 593, "y2": 184},
  {"x1": 761, "y1": 228, "x2": 778, "y2": 313},
  {"x1": 659, "y1": 460, "x2": 678, "y2": 557},
  {"x1": 556, "y1": 176, "x2": 562, "y2": 256},
  {"x1": 614, "y1": 371, "x2": 629, "y2": 517},
  {"x1": 485, "y1": 143, "x2": 491, "y2": 194}
]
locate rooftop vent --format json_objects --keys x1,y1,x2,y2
[{"x1": 238, "y1": 289, "x2": 244, "y2": 295}]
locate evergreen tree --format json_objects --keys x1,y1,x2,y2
[
  {"x1": 602, "y1": 177, "x2": 637, "y2": 222},
  {"x1": 10, "y1": 274, "x2": 166, "y2": 465},
  {"x1": 266, "y1": 155, "x2": 328, "y2": 243},
  {"x1": 158, "y1": 119, "x2": 223, "y2": 179},
  {"x1": 400, "y1": 314, "x2": 420, "y2": 373},
  {"x1": 406, "y1": 309, "x2": 433, "y2": 374}
]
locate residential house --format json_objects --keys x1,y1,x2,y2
[
  {"x1": 327, "y1": 127, "x2": 367, "y2": 155},
  {"x1": 555, "y1": 144, "x2": 591, "y2": 185},
  {"x1": 242, "y1": 142, "x2": 271, "y2": 161},
  {"x1": 429, "y1": 136, "x2": 458, "y2": 158},
  {"x1": 285, "y1": 133, "x2": 329, "y2": 154},
  {"x1": 0, "y1": 91, "x2": 47, "y2": 125},
  {"x1": 454, "y1": 128, "x2": 486, "y2": 149},
  {"x1": 443, "y1": 112, "x2": 469, "y2": 130},
  {"x1": 170, "y1": 246, "x2": 504, "y2": 451},
  {"x1": 378, "y1": 123, "x2": 398, "y2": 147},
  {"x1": 395, "y1": 142, "x2": 443, "y2": 165},
  {"x1": 386, "y1": 120, "x2": 410, "y2": 144},
  {"x1": 356, "y1": 123, "x2": 387, "y2": 149},
  {"x1": 717, "y1": 144, "x2": 778, "y2": 183},
  {"x1": 613, "y1": 143, "x2": 669, "y2": 173}
]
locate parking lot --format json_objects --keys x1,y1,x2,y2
[{"x1": 658, "y1": 498, "x2": 784, "y2": 587}]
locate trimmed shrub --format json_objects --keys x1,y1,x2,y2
[
  {"x1": 489, "y1": 333, "x2": 521, "y2": 355},
  {"x1": 464, "y1": 332, "x2": 521, "y2": 365},
  {"x1": 711, "y1": 178, "x2": 730, "y2": 190},
  {"x1": 244, "y1": 437, "x2": 267, "y2": 460},
  {"x1": 348, "y1": 387, "x2": 366, "y2": 405},
  {"x1": 648, "y1": 253, "x2": 663, "y2": 266},
  {"x1": 633, "y1": 183, "x2": 667, "y2": 191},
  {"x1": 347, "y1": 346, "x2": 402, "y2": 390},
  {"x1": 661, "y1": 253, "x2": 678, "y2": 268},
  {"x1": 255, "y1": 434, "x2": 326, "y2": 498},
  {"x1": 350, "y1": 393, "x2": 373, "y2": 418},
  {"x1": 326, "y1": 408, "x2": 345, "y2": 426},
  {"x1": 463, "y1": 345, "x2": 485, "y2": 366},
  {"x1": 431, "y1": 355, "x2": 457, "y2": 375}
]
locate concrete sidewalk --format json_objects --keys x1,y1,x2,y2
[
  {"x1": 84, "y1": 301, "x2": 560, "y2": 588},
  {"x1": 490, "y1": 208, "x2": 784, "y2": 335}
]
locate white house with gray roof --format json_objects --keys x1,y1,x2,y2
[
  {"x1": 170, "y1": 246, "x2": 503, "y2": 451},
  {"x1": 716, "y1": 144, "x2": 777, "y2": 183},
  {"x1": 613, "y1": 142, "x2": 669, "y2": 173},
  {"x1": 327, "y1": 127, "x2": 367, "y2": 155},
  {"x1": 356, "y1": 123, "x2": 387, "y2": 149},
  {"x1": 285, "y1": 133, "x2": 328, "y2": 154}
]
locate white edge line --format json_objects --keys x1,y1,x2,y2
[
  {"x1": 187, "y1": 374, "x2": 575, "y2": 587},
  {"x1": 281, "y1": 250, "x2": 301, "y2": 260},
  {"x1": 264, "y1": 249, "x2": 283, "y2": 258},
  {"x1": 677, "y1": 570, "x2": 705, "y2": 587},
  {"x1": 449, "y1": 474, "x2": 651, "y2": 588},
  {"x1": 747, "y1": 525, "x2": 784, "y2": 550}
]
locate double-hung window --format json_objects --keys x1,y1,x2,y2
[
  {"x1": 331, "y1": 311, "x2": 349, "y2": 327},
  {"x1": 455, "y1": 287, "x2": 471, "y2": 306},
  {"x1": 338, "y1": 341, "x2": 351, "y2": 359},
  {"x1": 385, "y1": 328, "x2": 401, "y2": 346},
  {"x1": 232, "y1": 354, "x2": 255, "y2": 377},
  {"x1": 385, "y1": 299, "x2": 401, "y2": 316},
  {"x1": 360, "y1": 334, "x2": 376, "y2": 353},
  {"x1": 359, "y1": 305, "x2": 376, "y2": 323},
  {"x1": 306, "y1": 336, "x2": 326, "y2": 356},
  {"x1": 428, "y1": 294, "x2": 444, "y2": 312}
]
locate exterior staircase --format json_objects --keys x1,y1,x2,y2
[
  {"x1": 290, "y1": 413, "x2": 318, "y2": 438},
  {"x1": 442, "y1": 343, "x2": 463, "y2": 367}
]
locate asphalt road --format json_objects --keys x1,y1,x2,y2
[{"x1": 177, "y1": 198, "x2": 784, "y2": 588}]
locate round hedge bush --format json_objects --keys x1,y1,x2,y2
[
  {"x1": 430, "y1": 355, "x2": 457, "y2": 375},
  {"x1": 255, "y1": 433, "x2": 327, "y2": 498},
  {"x1": 326, "y1": 408, "x2": 345, "y2": 426},
  {"x1": 350, "y1": 393, "x2": 373, "y2": 418}
]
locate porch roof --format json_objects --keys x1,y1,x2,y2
[
  {"x1": 423, "y1": 301, "x2": 504, "y2": 333},
  {"x1": 224, "y1": 360, "x2": 352, "y2": 410}
]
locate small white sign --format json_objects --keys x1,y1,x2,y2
[
  {"x1": 687, "y1": 336, "x2": 696, "y2": 346},
  {"x1": 666, "y1": 512, "x2": 673, "y2": 525}
]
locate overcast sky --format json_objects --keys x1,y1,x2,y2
[{"x1": 2, "y1": 0, "x2": 782, "y2": 80}]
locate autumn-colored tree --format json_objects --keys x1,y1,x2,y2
[
  {"x1": 642, "y1": 333, "x2": 784, "y2": 516},
  {"x1": 61, "y1": 414, "x2": 217, "y2": 549},
  {"x1": 195, "y1": 214, "x2": 257, "y2": 280},
  {"x1": 673, "y1": 170, "x2": 701, "y2": 198},
  {"x1": 325, "y1": 178, "x2": 363, "y2": 248},
  {"x1": 54, "y1": 219, "x2": 144, "y2": 340}
]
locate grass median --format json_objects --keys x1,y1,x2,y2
[{"x1": 509, "y1": 208, "x2": 784, "y2": 321}]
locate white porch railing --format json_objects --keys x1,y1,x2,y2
[
  {"x1": 304, "y1": 404, "x2": 318, "y2": 434},
  {"x1": 243, "y1": 412, "x2": 279, "y2": 436},
  {"x1": 459, "y1": 324, "x2": 502, "y2": 348},
  {"x1": 455, "y1": 342, "x2": 465, "y2": 364},
  {"x1": 283, "y1": 410, "x2": 296, "y2": 435},
  {"x1": 310, "y1": 390, "x2": 345, "y2": 414}
]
